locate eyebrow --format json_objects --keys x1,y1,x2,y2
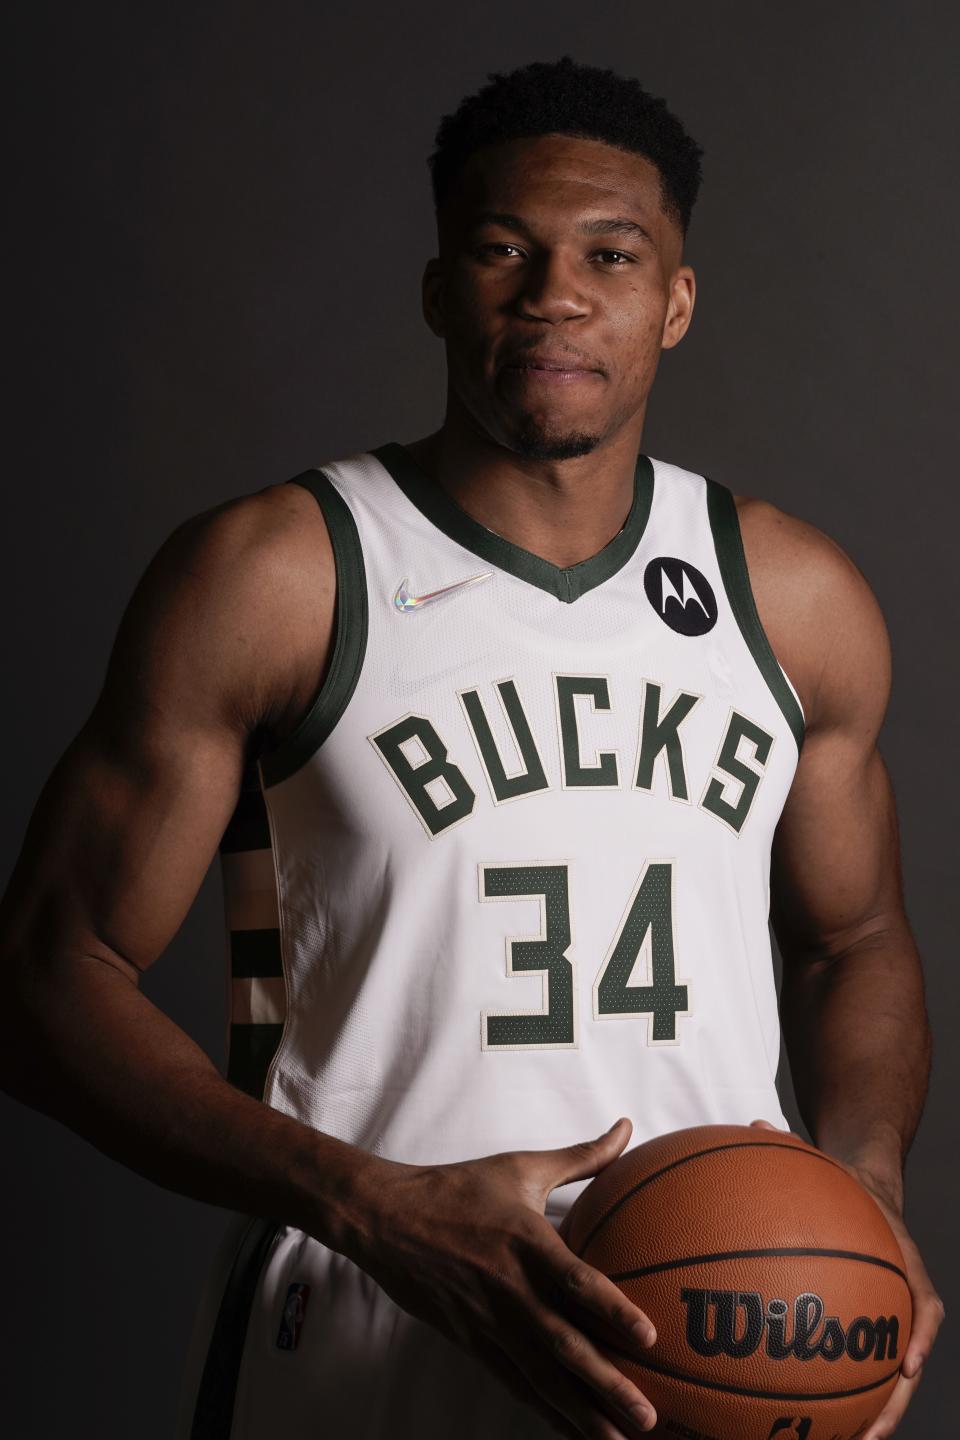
[{"x1": 469, "y1": 210, "x2": 656, "y2": 247}]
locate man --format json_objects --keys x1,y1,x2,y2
[{"x1": 0, "y1": 55, "x2": 943, "y2": 1440}]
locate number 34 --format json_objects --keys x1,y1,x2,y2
[{"x1": 478, "y1": 859, "x2": 691, "y2": 1051}]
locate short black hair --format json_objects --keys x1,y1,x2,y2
[{"x1": 427, "y1": 56, "x2": 704, "y2": 239}]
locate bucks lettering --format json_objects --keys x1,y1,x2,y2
[
  {"x1": 681, "y1": 1289, "x2": 900, "y2": 1363},
  {"x1": 369, "y1": 673, "x2": 774, "y2": 840}
]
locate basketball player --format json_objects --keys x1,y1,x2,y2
[{"x1": 0, "y1": 57, "x2": 943, "y2": 1440}]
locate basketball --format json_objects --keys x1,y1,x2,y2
[{"x1": 559, "y1": 1124, "x2": 911, "y2": 1440}]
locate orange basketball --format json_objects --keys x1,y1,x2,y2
[{"x1": 559, "y1": 1124, "x2": 911, "y2": 1440}]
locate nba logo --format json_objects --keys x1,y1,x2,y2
[{"x1": 275, "y1": 1281, "x2": 311, "y2": 1351}]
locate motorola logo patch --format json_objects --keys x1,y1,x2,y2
[{"x1": 644, "y1": 557, "x2": 717, "y2": 636}]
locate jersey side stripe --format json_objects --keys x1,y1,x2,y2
[
  {"x1": 219, "y1": 760, "x2": 284, "y2": 1100},
  {"x1": 705, "y1": 476, "x2": 806, "y2": 755}
]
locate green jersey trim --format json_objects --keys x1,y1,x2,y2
[
  {"x1": 372, "y1": 441, "x2": 655, "y2": 604},
  {"x1": 705, "y1": 476, "x2": 805, "y2": 756},
  {"x1": 189, "y1": 1215, "x2": 283, "y2": 1438},
  {"x1": 258, "y1": 468, "x2": 369, "y2": 789}
]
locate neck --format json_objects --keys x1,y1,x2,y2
[{"x1": 403, "y1": 414, "x2": 646, "y2": 570}]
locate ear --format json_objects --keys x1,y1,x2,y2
[
  {"x1": 661, "y1": 264, "x2": 696, "y2": 351},
  {"x1": 421, "y1": 257, "x2": 445, "y2": 338}
]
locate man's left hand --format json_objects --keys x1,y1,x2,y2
[{"x1": 749, "y1": 1119, "x2": 944, "y2": 1438}]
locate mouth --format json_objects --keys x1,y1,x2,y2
[{"x1": 502, "y1": 364, "x2": 603, "y2": 385}]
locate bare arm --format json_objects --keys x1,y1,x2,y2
[
  {"x1": 0, "y1": 478, "x2": 673, "y2": 1434},
  {"x1": 0, "y1": 483, "x2": 366, "y2": 1247},
  {"x1": 0, "y1": 481, "x2": 661, "y2": 1439},
  {"x1": 751, "y1": 511, "x2": 944, "y2": 1437},
  {"x1": 769, "y1": 544, "x2": 928, "y2": 1204}
]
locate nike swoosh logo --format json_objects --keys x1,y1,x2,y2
[{"x1": 393, "y1": 570, "x2": 493, "y2": 612}]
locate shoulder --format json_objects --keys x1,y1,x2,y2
[
  {"x1": 114, "y1": 475, "x2": 336, "y2": 754},
  {"x1": 166, "y1": 472, "x2": 333, "y2": 572},
  {"x1": 730, "y1": 490, "x2": 891, "y2": 737}
]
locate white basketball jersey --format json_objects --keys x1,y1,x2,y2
[{"x1": 180, "y1": 440, "x2": 805, "y2": 1439}]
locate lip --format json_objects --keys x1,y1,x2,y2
[
  {"x1": 502, "y1": 364, "x2": 603, "y2": 385},
  {"x1": 501, "y1": 352, "x2": 603, "y2": 386},
  {"x1": 503, "y1": 371, "x2": 601, "y2": 388},
  {"x1": 503, "y1": 350, "x2": 601, "y2": 371}
]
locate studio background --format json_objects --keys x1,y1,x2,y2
[{"x1": 4, "y1": 2, "x2": 956, "y2": 1434}]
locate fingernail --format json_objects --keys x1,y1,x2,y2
[
  {"x1": 631, "y1": 1318, "x2": 656, "y2": 1347},
  {"x1": 628, "y1": 1402, "x2": 654, "y2": 1429}
]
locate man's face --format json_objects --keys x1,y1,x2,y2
[{"x1": 423, "y1": 132, "x2": 695, "y2": 461}]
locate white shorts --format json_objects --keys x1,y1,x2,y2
[{"x1": 176, "y1": 1210, "x2": 565, "y2": 1439}]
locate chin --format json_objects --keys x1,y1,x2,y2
[{"x1": 509, "y1": 421, "x2": 603, "y2": 462}]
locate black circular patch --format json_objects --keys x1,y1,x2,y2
[{"x1": 644, "y1": 556, "x2": 718, "y2": 636}]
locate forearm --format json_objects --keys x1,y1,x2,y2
[
  {"x1": 1, "y1": 951, "x2": 374, "y2": 1254},
  {"x1": 779, "y1": 922, "x2": 931, "y2": 1211}
]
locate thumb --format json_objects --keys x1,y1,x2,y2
[{"x1": 543, "y1": 1116, "x2": 633, "y2": 1192}]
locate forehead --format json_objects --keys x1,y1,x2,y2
[{"x1": 444, "y1": 133, "x2": 670, "y2": 235}]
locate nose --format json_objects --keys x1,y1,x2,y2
[{"x1": 514, "y1": 250, "x2": 591, "y2": 324}]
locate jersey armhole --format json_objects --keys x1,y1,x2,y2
[
  {"x1": 704, "y1": 476, "x2": 806, "y2": 756},
  {"x1": 258, "y1": 469, "x2": 368, "y2": 789}
]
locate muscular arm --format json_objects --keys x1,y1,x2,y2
[
  {"x1": 0, "y1": 482, "x2": 368, "y2": 1251},
  {"x1": 764, "y1": 529, "x2": 929, "y2": 1208},
  {"x1": 0, "y1": 481, "x2": 672, "y2": 1438},
  {"x1": 743, "y1": 498, "x2": 943, "y2": 1435}
]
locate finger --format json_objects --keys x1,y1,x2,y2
[
  {"x1": 893, "y1": 1233, "x2": 946, "y2": 1377},
  {"x1": 903, "y1": 1294, "x2": 945, "y2": 1377},
  {"x1": 861, "y1": 1282, "x2": 944, "y2": 1440},
  {"x1": 862, "y1": 1368, "x2": 921, "y2": 1439},
  {"x1": 516, "y1": 1323, "x2": 653, "y2": 1439},
  {"x1": 534, "y1": 1227, "x2": 658, "y2": 1352},
  {"x1": 471, "y1": 1333, "x2": 581, "y2": 1440},
  {"x1": 749, "y1": 1118, "x2": 801, "y2": 1138},
  {"x1": 527, "y1": 1296, "x2": 657, "y2": 1433}
]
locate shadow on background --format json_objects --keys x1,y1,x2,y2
[{"x1": 4, "y1": 2, "x2": 956, "y2": 1434}]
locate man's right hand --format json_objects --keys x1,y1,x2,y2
[{"x1": 341, "y1": 1115, "x2": 658, "y2": 1440}]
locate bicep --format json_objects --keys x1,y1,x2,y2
[
  {"x1": 1, "y1": 703, "x2": 247, "y2": 983},
  {"x1": 770, "y1": 547, "x2": 905, "y2": 963},
  {"x1": 0, "y1": 494, "x2": 305, "y2": 983},
  {"x1": 771, "y1": 730, "x2": 903, "y2": 962}
]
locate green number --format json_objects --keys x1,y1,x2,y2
[
  {"x1": 480, "y1": 859, "x2": 690, "y2": 1049},
  {"x1": 479, "y1": 864, "x2": 575, "y2": 1049},
  {"x1": 594, "y1": 860, "x2": 690, "y2": 1042}
]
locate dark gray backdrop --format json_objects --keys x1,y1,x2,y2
[{"x1": 4, "y1": 1, "x2": 956, "y2": 1434}]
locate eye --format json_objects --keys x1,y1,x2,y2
[
  {"x1": 476, "y1": 242, "x2": 524, "y2": 258},
  {"x1": 473, "y1": 243, "x2": 635, "y2": 266}
]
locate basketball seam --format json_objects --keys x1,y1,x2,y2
[
  {"x1": 608, "y1": 1245, "x2": 908, "y2": 1285},
  {"x1": 599, "y1": 1343, "x2": 901, "y2": 1403},
  {"x1": 576, "y1": 1142, "x2": 850, "y2": 1260}
]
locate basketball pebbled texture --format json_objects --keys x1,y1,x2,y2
[{"x1": 559, "y1": 1125, "x2": 911, "y2": 1440}]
